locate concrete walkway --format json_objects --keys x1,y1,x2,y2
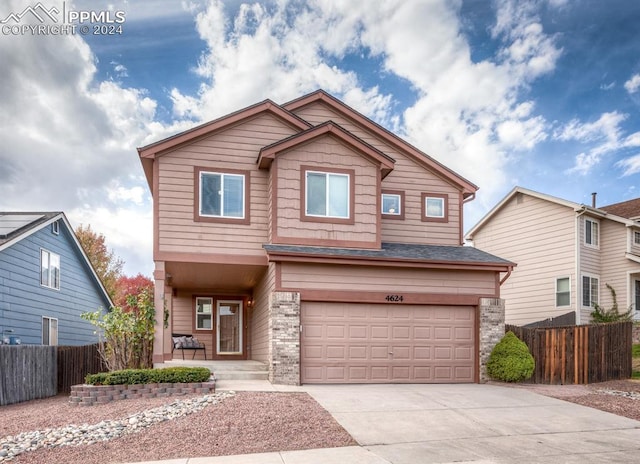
[{"x1": 126, "y1": 380, "x2": 640, "y2": 464}]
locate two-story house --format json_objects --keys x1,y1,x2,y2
[
  {"x1": 466, "y1": 187, "x2": 640, "y2": 326},
  {"x1": 138, "y1": 90, "x2": 514, "y2": 385},
  {"x1": 0, "y1": 212, "x2": 112, "y2": 345}
]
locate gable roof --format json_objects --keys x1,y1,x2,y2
[
  {"x1": 137, "y1": 99, "x2": 312, "y2": 189},
  {"x1": 283, "y1": 89, "x2": 479, "y2": 198},
  {"x1": 0, "y1": 211, "x2": 113, "y2": 307},
  {"x1": 137, "y1": 89, "x2": 479, "y2": 199},
  {"x1": 600, "y1": 197, "x2": 640, "y2": 220},
  {"x1": 466, "y1": 186, "x2": 639, "y2": 240},
  {"x1": 258, "y1": 120, "x2": 396, "y2": 178}
]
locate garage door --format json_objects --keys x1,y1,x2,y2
[{"x1": 301, "y1": 303, "x2": 475, "y2": 384}]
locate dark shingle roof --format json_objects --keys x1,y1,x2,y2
[
  {"x1": 600, "y1": 198, "x2": 640, "y2": 220},
  {"x1": 0, "y1": 212, "x2": 61, "y2": 246},
  {"x1": 264, "y1": 242, "x2": 514, "y2": 266}
]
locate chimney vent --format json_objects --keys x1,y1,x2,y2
[{"x1": 591, "y1": 192, "x2": 597, "y2": 208}]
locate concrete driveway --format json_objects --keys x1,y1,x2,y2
[{"x1": 302, "y1": 383, "x2": 640, "y2": 463}]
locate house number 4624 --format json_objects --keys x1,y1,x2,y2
[{"x1": 385, "y1": 294, "x2": 404, "y2": 302}]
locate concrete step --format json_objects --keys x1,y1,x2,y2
[
  {"x1": 155, "y1": 360, "x2": 269, "y2": 381},
  {"x1": 213, "y1": 370, "x2": 269, "y2": 380}
]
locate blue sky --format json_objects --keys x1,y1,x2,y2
[{"x1": 1, "y1": 0, "x2": 639, "y2": 276}]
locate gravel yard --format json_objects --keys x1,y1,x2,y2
[
  {"x1": 1, "y1": 391, "x2": 356, "y2": 464},
  {"x1": 3, "y1": 380, "x2": 640, "y2": 464}
]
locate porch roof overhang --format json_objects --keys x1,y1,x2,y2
[
  {"x1": 263, "y1": 242, "x2": 515, "y2": 272},
  {"x1": 159, "y1": 258, "x2": 267, "y2": 291}
]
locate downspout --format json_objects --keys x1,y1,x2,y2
[
  {"x1": 575, "y1": 207, "x2": 588, "y2": 325},
  {"x1": 499, "y1": 266, "x2": 513, "y2": 286}
]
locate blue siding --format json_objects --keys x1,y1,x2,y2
[{"x1": 0, "y1": 221, "x2": 110, "y2": 345}]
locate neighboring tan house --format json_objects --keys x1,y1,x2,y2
[
  {"x1": 138, "y1": 90, "x2": 514, "y2": 385},
  {"x1": 466, "y1": 187, "x2": 640, "y2": 326},
  {"x1": 0, "y1": 212, "x2": 112, "y2": 345}
]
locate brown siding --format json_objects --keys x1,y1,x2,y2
[
  {"x1": 250, "y1": 263, "x2": 276, "y2": 363},
  {"x1": 292, "y1": 101, "x2": 463, "y2": 245},
  {"x1": 156, "y1": 113, "x2": 298, "y2": 256},
  {"x1": 273, "y1": 135, "x2": 379, "y2": 246},
  {"x1": 470, "y1": 194, "x2": 576, "y2": 325},
  {"x1": 280, "y1": 262, "x2": 496, "y2": 295}
]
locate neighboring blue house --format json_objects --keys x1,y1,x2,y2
[{"x1": 0, "y1": 212, "x2": 112, "y2": 345}]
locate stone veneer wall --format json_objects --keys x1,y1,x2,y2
[
  {"x1": 478, "y1": 297, "x2": 505, "y2": 382},
  {"x1": 69, "y1": 381, "x2": 216, "y2": 406},
  {"x1": 269, "y1": 291, "x2": 301, "y2": 385}
]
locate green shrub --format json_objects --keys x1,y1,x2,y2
[
  {"x1": 85, "y1": 367, "x2": 211, "y2": 385},
  {"x1": 487, "y1": 331, "x2": 535, "y2": 382},
  {"x1": 590, "y1": 284, "x2": 633, "y2": 323}
]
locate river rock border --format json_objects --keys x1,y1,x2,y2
[{"x1": 69, "y1": 381, "x2": 216, "y2": 406}]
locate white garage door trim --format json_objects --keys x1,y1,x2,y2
[{"x1": 301, "y1": 302, "x2": 476, "y2": 384}]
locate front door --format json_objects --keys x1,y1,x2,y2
[{"x1": 216, "y1": 300, "x2": 243, "y2": 355}]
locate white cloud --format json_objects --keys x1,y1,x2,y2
[
  {"x1": 624, "y1": 74, "x2": 640, "y2": 94},
  {"x1": 557, "y1": 112, "x2": 640, "y2": 174},
  {"x1": 0, "y1": 0, "x2": 168, "y2": 276},
  {"x1": 615, "y1": 154, "x2": 640, "y2": 177}
]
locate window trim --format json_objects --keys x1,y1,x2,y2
[
  {"x1": 40, "y1": 248, "x2": 60, "y2": 290},
  {"x1": 194, "y1": 167, "x2": 251, "y2": 225},
  {"x1": 51, "y1": 221, "x2": 59, "y2": 235},
  {"x1": 300, "y1": 165, "x2": 355, "y2": 224},
  {"x1": 381, "y1": 190, "x2": 405, "y2": 220},
  {"x1": 584, "y1": 217, "x2": 599, "y2": 248},
  {"x1": 555, "y1": 276, "x2": 571, "y2": 307},
  {"x1": 194, "y1": 296, "x2": 214, "y2": 331},
  {"x1": 581, "y1": 274, "x2": 599, "y2": 309},
  {"x1": 42, "y1": 316, "x2": 58, "y2": 346},
  {"x1": 421, "y1": 193, "x2": 449, "y2": 223}
]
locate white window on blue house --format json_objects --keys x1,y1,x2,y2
[
  {"x1": 40, "y1": 249, "x2": 60, "y2": 290},
  {"x1": 51, "y1": 221, "x2": 59, "y2": 235},
  {"x1": 42, "y1": 316, "x2": 58, "y2": 345}
]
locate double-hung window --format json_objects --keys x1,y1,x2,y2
[
  {"x1": 42, "y1": 316, "x2": 58, "y2": 345},
  {"x1": 40, "y1": 249, "x2": 60, "y2": 290},
  {"x1": 305, "y1": 170, "x2": 350, "y2": 219},
  {"x1": 634, "y1": 231, "x2": 640, "y2": 245},
  {"x1": 556, "y1": 277, "x2": 570, "y2": 307},
  {"x1": 585, "y1": 218, "x2": 599, "y2": 247},
  {"x1": 196, "y1": 168, "x2": 249, "y2": 222},
  {"x1": 582, "y1": 275, "x2": 599, "y2": 308}
]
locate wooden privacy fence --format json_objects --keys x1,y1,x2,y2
[
  {"x1": 0, "y1": 344, "x2": 107, "y2": 405},
  {"x1": 506, "y1": 322, "x2": 632, "y2": 384},
  {"x1": 57, "y1": 343, "x2": 106, "y2": 393},
  {"x1": 0, "y1": 345, "x2": 56, "y2": 406}
]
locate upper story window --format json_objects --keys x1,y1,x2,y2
[
  {"x1": 51, "y1": 221, "x2": 59, "y2": 235},
  {"x1": 634, "y1": 230, "x2": 640, "y2": 245},
  {"x1": 304, "y1": 168, "x2": 351, "y2": 220},
  {"x1": 584, "y1": 218, "x2": 599, "y2": 247},
  {"x1": 40, "y1": 249, "x2": 60, "y2": 290},
  {"x1": 421, "y1": 193, "x2": 448, "y2": 222},
  {"x1": 381, "y1": 190, "x2": 404, "y2": 219},
  {"x1": 582, "y1": 274, "x2": 599, "y2": 308},
  {"x1": 195, "y1": 167, "x2": 250, "y2": 224},
  {"x1": 556, "y1": 277, "x2": 570, "y2": 307}
]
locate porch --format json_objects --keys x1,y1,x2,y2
[{"x1": 154, "y1": 359, "x2": 269, "y2": 381}]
